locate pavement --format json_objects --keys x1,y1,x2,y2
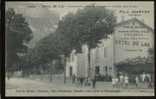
[{"x1": 5, "y1": 76, "x2": 154, "y2": 96}]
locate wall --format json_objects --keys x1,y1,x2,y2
[{"x1": 114, "y1": 19, "x2": 154, "y2": 63}]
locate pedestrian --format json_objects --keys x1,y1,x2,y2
[
  {"x1": 144, "y1": 74, "x2": 149, "y2": 88},
  {"x1": 119, "y1": 74, "x2": 124, "y2": 88},
  {"x1": 82, "y1": 77, "x2": 85, "y2": 86},
  {"x1": 72, "y1": 74, "x2": 76, "y2": 83},
  {"x1": 142, "y1": 72, "x2": 146, "y2": 83},
  {"x1": 77, "y1": 77, "x2": 81, "y2": 85},
  {"x1": 124, "y1": 74, "x2": 129, "y2": 88},
  {"x1": 84, "y1": 78, "x2": 90, "y2": 86},
  {"x1": 92, "y1": 78, "x2": 96, "y2": 88},
  {"x1": 115, "y1": 77, "x2": 119, "y2": 88},
  {"x1": 147, "y1": 73, "x2": 152, "y2": 88},
  {"x1": 80, "y1": 77, "x2": 83, "y2": 86},
  {"x1": 135, "y1": 76, "x2": 139, "y2": 87},
  {"x1": 148, "y1": 79, "x2": 152, "y2": 88},
  {"x1": 112, "y1": 77, "x2": 116, "y2": 88},
  {"x1": 151, "y1": 74, "x2": 154, "y2": 88}
]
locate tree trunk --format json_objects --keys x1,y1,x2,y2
[
  {"x1": 63, "y1": 56, "x2": 66, "y2": 84},
  {"x1": 88, "y1": 48, "x2": 91, "y2": 78}
]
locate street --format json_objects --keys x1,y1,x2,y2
[{"x1": 5, "y1": 76, "x2": 154, "y2": 96}]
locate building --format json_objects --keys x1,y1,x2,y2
[
  {"x1": 65, "y1": 18, "x2": 154, "y2": 78},
  {"x1": 90, "y1": 35, "x2": 115, "y2": 78},
  {"x1": 65, "y1": 45, "x2": 89, "y2": 78},
  {"x1": 114, "y1": 18, "x2": 154, "y2": 63}
]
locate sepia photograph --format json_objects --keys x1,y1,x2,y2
[{"x1": 5, "y1": 1, "x2": 154, "y2": 96}]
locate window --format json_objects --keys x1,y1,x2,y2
[{"x1": 104, "y1": 47, "x2": 107, "y2": 57}]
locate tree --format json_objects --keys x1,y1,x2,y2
[
  {"x1": 56, "y1": 5, "x2": 117, "y2": 77},
  {"x1": 20, "y1": 33, "x2": 65, "y2": 75},
  {"x1": 6, "y1": 8, "x2": 33, "y2": 72}
]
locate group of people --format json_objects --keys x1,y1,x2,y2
[
  {"x1": 112, "y1": 74, "x2": 129, "y2": 88},
  {"x1": 112, "y1": 72, "x2": 153, "y2": 89},
  {"x1": 138, "y1": 72, "x2": 153, "y2": 88},
  {"x1": 70, "y1": 72, "x2": 153, "y2": 89},
  {"x1": 71, "y1": 74, "x2": 97, "y2": 88}
]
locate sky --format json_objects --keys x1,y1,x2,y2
[{"x1": 6, "y1": 1, "x2": 154, "y2": 28}]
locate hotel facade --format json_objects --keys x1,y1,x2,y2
[{"x1": 65, "y1": 18, "x2": 154, "y2": 78}]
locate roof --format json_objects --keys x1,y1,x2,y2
[{"x1": 115, "y1": 18, "x2": 154, "y2": 33}]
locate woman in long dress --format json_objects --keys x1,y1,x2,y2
[
  {"x1": 135, "y1": 76, "x2": 139, "y2": 88},
  {"x1": 124, "y1": 75, "x2": 129, "y2": 88}
]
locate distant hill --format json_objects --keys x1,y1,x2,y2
[
  {"x1": 6, "y1": 3, "x2": 60, "y2": 48},
  {"x1": 25, "y1": 12, "x2": 59, "y2": 48}
]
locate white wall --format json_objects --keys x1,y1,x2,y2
[
  {"x1": 65, "y1": 50, "x2": 78, "y2": 78},
  {"x1": 90, "y1": 35, "x2": 115, "y2": 77},
  {"x1": 114, "y1": 20, "x2": 154, "y2": 63}
]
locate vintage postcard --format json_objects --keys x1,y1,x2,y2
[{"x1": 5, "y1": 1, "x2": 154, "y2": 96}]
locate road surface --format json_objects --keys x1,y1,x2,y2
[{"x1": 6, "y1": 77, "x2": 154, "y2": 96}]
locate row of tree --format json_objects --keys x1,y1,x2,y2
[
  {"x1": 6, "y1": 5, "x2": 117, "y2": 76},
  {"x1": 6, "y1": 8, "x2": 33, "y2": 73}
]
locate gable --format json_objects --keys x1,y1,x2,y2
[{"x1": 115, "y1": 18, "x2": 154, "y2": 33}]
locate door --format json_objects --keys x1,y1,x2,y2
[
  {"x1": 95, "y1": 66, "x2": 100, "y2": 75},
  {"x1": 69, "y1": 66, "x2": 73, "y2": 78}
]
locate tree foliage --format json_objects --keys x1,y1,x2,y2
[
  {"x1": 55, "y1": 6, "x2": 117, "y2": 77},
  {"x1": 20, "y1": 33, "x2": 65, "y2": 73},
  {"x1": 6, "y1": 8, "x2": 33, "y2": 71},
  {"x1": 20, "y1": 5, "x2": 117, "y2": 74},
  {"x1": 56, "y1": 6, "x2": 116, "y2": 52}
]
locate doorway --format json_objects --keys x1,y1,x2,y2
[
  {"x1": 69, "y1": 66, "x2": 73, "y2": 78},
  {"x1": 95, "y1": 66, "x2": 100, "y2": 74}
]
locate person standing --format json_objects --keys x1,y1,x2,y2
[
  {"x1": 146, "y1": 73, "x2": 152, "y2": 88},
  {"x1": 112, "y1": 77, "x2": 116, "y2": 88},
  {"x1": 124, "y1": 74, "x2": 129, "y2": 88},
  {"x1": 72, "y1": 74, "x2": 76, "y2": 83},
  {"x1": 82, "y1": 77, "x2": 85, "y2": 86},
  {"x1": 135, "y1": 76, "x2": 139, "y2": 88},
  {"x1": 92, "y1": 76, "x2": 97, "y2": 88},
  {"x1": 115, "y1": 77, "x2": 119, "y2": 88},
  {"x1": 85, "y1": 78, "x2": 90, "y2": 86},
  {"x1": 119, "y1": 74, "x2": 124, "y2": 88},
  {"x1": 92, "y1": 78, "x2": 96, "y2": 88},
  {"x1": 142, "y1": 72, "x2": 146, "y2": 83},
  {"x1": 80, "y1": 77, "x2": 83, "y2": 86},
  {"x1": 144, "y1": 73, "x2": 150, "y2": 88}
]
